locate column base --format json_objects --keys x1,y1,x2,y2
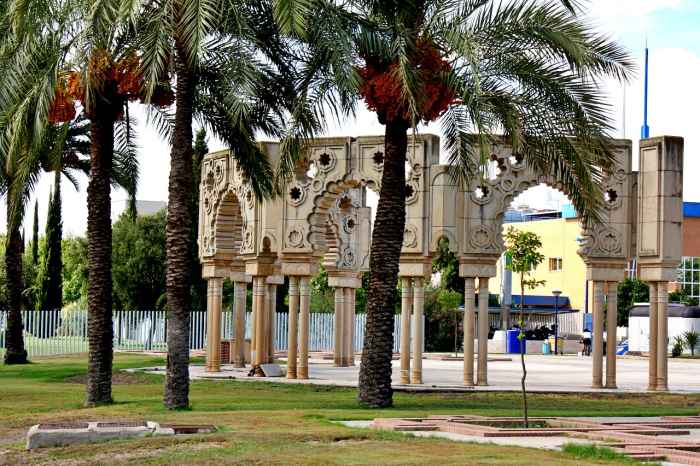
[
  {"x1": 591, "y1": 382, "x2": 603, "y2": 389},
  {"x1": 656, "y1": 382, "x2": 668, "y2": 391},
  {"x1": 476, "y1": 380, "x2": 488, "y2": 387},
  {"x1": 410, "y1": 371, "x2": 422, "y2": 384},
  {"x1": 206, "y1": 365, "x2": 221, "y2": 373},
  {"x1": 298, "y1": 367, "x2": 308, "y2": 380},
  {"x1": 232, "y1": 360, "x2": 245, "y2": 369},
  {"x1": 400, "y1": 372, "x2": 410, "y2": 385},
  {"x1": 463, "y1": 378, "x2": 474, "y2": 387},
  {"x1": 604, "y1": 383, "x2": 617, "y2": 389},
  {"x1": 287, "y1": 369, "x2": 297, "y2": 379}
]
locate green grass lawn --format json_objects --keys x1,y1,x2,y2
[{"x1": 1, "y1": 353, "x2": 698, "y2": 465}]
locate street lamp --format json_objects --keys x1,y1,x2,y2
[{"x1": 552, "y1": 290, "x2": 562, "y2": 355}]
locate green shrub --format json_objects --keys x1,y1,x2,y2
[
  {"x1": 672, "y1": 335, "x2": 684, "y2": 358},
  {"x1": 684, "y1": 330, "x2": 699, "y2": 356}
]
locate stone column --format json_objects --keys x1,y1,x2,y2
[
  {"x1": 233, "y1": 281, "x2": 247, "y2": 368},
  {"x1": 344, "y1": 287, "x2": 355, "y2": 366},
  {"x1": 334, "y1": 287, "x2": 345, "y2": 366},
  {"x1": 298, "y1": 276, "x2": 311, "y2": 379},
  {"x1": 657, "y1": 282, "x2": 669, "y2": 391},
  {"x1": 250, "y1": 289, "x2": 257, "y2": 366},
  {"x1": 411, "y1": 277, "x2": 424, "y2": 384},
  {"x1": 591, "y1": 281, "x2": 605, "y2": 388},
  {"x1": 605, "y1": 282, "x2": 618, "y2": 389},
  {"x1": 287, "y1": 276, "x2": 299, "y2": 379},
  {"x1": 477, "y1": 277, "x2": 489, "y2": 386},
  {"x1": 648, "y1": 282, "x2": 658, "y2": 390},
  {"x1": 205, "y1": 277, "x2": 223, "y2": 372},
  {"x1": 463, "y1": 277, "x2": 475, "y2": 386},
  {"x1": 253, "y1": 276, "x2": 266, "y2": 366},
  {"x1": 400, "y1": 277, "x2": 413, "y2": 384},
  {"x1": 268, "y1": 284, "x2": 277, "y2": 363},
  {"x1": 261, "y1": 284, "x2": 271, "y2": 364},
  {"x1": 348, "y1": 287, "x2": 356, "y2": 366}
]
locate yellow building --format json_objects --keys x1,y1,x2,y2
[{"x1": 490, "y1": 217, "x2": 589, "y2": 314}]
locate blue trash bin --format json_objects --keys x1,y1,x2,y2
[{"x1": 506, "y1": 329, "x2": 526, "y2": 354}]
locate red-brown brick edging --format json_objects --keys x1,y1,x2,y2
[{"x1": 371, "y1": 415, "x2": 700, "y2": 464}]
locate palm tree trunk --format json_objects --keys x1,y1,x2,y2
[
  {"x1": 358, "y1": 120, "x2": 409, "y2": 408},
  {"x1": 85, "y1": 104, "x2": 116, "y2": 406},
  {"x1": 3, "y1": 212, "x2": 28, "y2": 365},
  {"x1": 164, "y1": 44, "x2": 194, "y2": 409}
]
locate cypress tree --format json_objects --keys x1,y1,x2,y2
[
  {"x1": 190, "y1": 129, "x2": 208, "y2": 312},
  {"x1": 40, "y1": 171, "x2": 63, "y2": 311},
  {"x1": 31, "y1": 200, "x2": 39, "y2": 264}
]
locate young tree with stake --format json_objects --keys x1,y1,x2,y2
[{"x1": 504, "y1": 227, "x2": 545, "y2": 428}]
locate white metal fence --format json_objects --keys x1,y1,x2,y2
[{"x1": 0, "y1": 310, "x2": 406, "y2": 358}]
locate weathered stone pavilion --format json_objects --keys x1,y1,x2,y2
[{"x1": 198, "y1": 134, "x2": 683, "y2": 391}]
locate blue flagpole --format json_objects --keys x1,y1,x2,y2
[{"x1": 641, "y1": 44, "x2": 650, "y2": 139}]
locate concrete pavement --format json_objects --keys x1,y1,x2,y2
[{"x1": 134, "y1": 353, "x2": 700, "y2": 394}]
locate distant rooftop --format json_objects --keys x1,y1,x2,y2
[
  {"x1": 111, "y1": 200, "x2": 166, "y2": 221},
  {"x1": 506, "y1": 201, "x2": 700, "y2": 222},
  {"x1": 504, "y1": 208, "x2": 562, "y2": 223}
]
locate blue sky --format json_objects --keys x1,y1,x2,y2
[
  {"x1": 618, "y1": 2, "x2": 700, "y2": 55},
  {"x1": 3, "y1": 0, "x2": 700, "y2": 234}
]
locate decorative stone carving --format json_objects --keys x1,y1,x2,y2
[
  {"x1": 403, "y1": 224, "x2": 418, "y2": 248},
  {"x1": 405, "y1": 180, "x2": 420, "y2": 205},
  {"x1": 286, "y1": 227, "x2": 306, "y2": 248},
  {"x1": 469, "y1": 225, "x2": 496, "y2": 251},
  {"x1": 287, "y1": 183, "x2": 306, "y2": 206},
  {"x1": 341, "y1": 247, "x2": 356, "y2": 268},
  {"x1": 198, "y1": 135, "x2": 657, "y2": 292}
]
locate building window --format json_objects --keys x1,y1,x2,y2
[
  {"x1": 549, "y1": 257, "x2": 563, "y2": 271},
  {"x1": 677, "y1": 257, "x2": 700, "y2": 299}
]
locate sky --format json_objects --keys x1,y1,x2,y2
[{"x1": 2, "y1": 0, "x2": 700, "y2": 236}]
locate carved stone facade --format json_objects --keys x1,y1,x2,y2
[{"x1": 198, "y1": 134, "x2": 683, "y2": 390}]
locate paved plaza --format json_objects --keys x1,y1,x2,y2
[{"x1": 144, "y1": 353, "x2": 700, "y2": 394}]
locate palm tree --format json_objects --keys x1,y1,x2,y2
[
  {"x1": 0, "y1": 112, "x2": 137, "y2": 365},
  {"x1": 276, "y1": 0, "x2": 633, "y2": 407},
  {"x1": 0, "y1": 0, "x2": 143, "y2": 402},
  {"x1": 138, "y1": 0, "x2": 314, "y2": 409},
  {"x1": 0, "y1": 15, "x2": 95, "y2": 362}
]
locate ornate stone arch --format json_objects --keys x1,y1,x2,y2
[
  {"x1": 214, "y1": 190, "x2": 244, "y2": 257},
  {"x1": 306, "y1": 177, "x2": 363, "y2": 257},
  {"x1": 458, "y1": 140, "x2": 634, "y2": 275},
  {"x1": 199, "y1": 154, "x2": 240, "y2": 259}
]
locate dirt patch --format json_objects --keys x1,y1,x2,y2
[{"x1": 63, "y1": 372, "x2": 150, "y2": 385}]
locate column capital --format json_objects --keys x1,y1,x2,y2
[
  {"x1": 327, "y1": 273, "x2": 362, "y2": 289},
  {"x1": 639, "y1": 265, "x2": 680, "y2": 283},
  {"x1": 202, "y1": 259, "x2": 232, "y2": 279},
  {"x1": 459, "y1": 262, "x2": 497, "y2": 278},
  {"x1": 281, "y1": 258, "x2": 319, "y2": 277},
  {"x1": 245, "y1": 255, "x2": 276, "y2": 277},
  {"x1": 230, "y1": 272, "x2": 252, "y2": 283},
  {"x1": 585, "y1": 262, "x2": 626, "y2": 282}
]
